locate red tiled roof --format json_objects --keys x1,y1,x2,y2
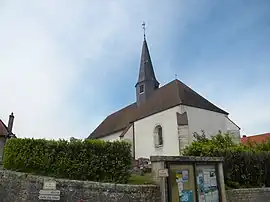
[{"x1": 241, "y1": 133, "x2": 270, "y2": 144}]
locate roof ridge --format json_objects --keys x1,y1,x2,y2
[{"x1": 174, "y1": 79, "x2": 183, "y2": 104}]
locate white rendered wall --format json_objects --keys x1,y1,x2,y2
[
  {"x1": 122, "y1": 125, "x2": 133, "y2": 141},
  {"x1": 183, "y1": 105, "x2": 240, "y2": 142},
  {"x1": 183, "y1": 105, "x2": 227, "y2": 139},
  {"x1": 134, "y1": 106, "x2": 182, "y2": 159},
  {"x1": 226, "y1": 117, "x2": 240, "y2": 131},
  {"x1": 99, "y1": 131, "x2": 122, "y2": 141},
  {"x1": 97, "y1": 105, "x2": 240, "y2": 158},
  {"x1": 226, "y1": 117, "x2": 241, "y2": 143},
  {"x1": 121, "y1": 125, "x2": 134, "y2": 158}
]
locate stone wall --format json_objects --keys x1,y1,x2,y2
[
  {"x1": 0, "y1": 170, "x2": 161, "y2": 202},
  {"x1": 2, "y1": 169, "x2": 270, "y2": 202},
  {"x1": 226, "y1": 188, "x2": 270, "y2": 202}
]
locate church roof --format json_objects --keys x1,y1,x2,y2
[{"x1": 89, "y1": 79, "x2": 228, "y2": 139}]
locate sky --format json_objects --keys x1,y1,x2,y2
[{"x1": 0, "y1": 0, "x2": 269, "y2": 139}]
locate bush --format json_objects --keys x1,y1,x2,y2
[
  {"x1": 3, "y1": 138, "x2": 132, "y2": 184},
  {"x1": 183, "y1": 132, "x2": 270, "y2": 188}
]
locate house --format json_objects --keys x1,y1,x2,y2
[
  {"x1": 241, "y1": 133, "x2": 270, "y2": 144},
  {"x1": 0, "y1": 113, "x2": 16, "y2": 161},
  {"x1": 88, "y1": 36, "x2": 240, "y2": 159}
]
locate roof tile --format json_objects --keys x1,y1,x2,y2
[{"x1": 241, "y1": 133, "x2": 270, "y2": 144}]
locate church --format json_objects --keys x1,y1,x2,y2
[{"x1": 88, "y1": 35, "x2": 240, "y2": 159}]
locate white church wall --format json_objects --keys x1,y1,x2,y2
[
  {"x1": 226, "y1": 117, "x2": 240, "y2": 131},
  {"x1": 183, "y1": 105, "x2": 227, "y2": 139},
  {"x1": 225, "y1": 117, "x2": 241, "y2": 143},
  {"x1": 134, "y1": 106, "x2": 181, "y2": 159},
  {"x1": 121, "y1": 125, "x2": 134, "y2": 158},
  {"x1": 122, "y1": 125, "x2": 133, "y2": 141},
  {"x1": 99, "y1": 131, "x2": 122, "y2": 141}
]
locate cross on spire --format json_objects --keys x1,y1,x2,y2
[{"x1": 142, "y1": 21, "x2": 146, "y2": 39}]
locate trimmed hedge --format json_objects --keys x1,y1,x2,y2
[
  {"x1": 183, "y1": 133, "x2": 270, "y2": 188},
  {"x1": 3, "y1": 138, "x2": 132, "y2": 184},
  {"x1": 213, "y1": 150, "x2": 270, "y2": 188}
]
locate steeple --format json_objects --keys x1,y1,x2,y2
[{"x1": 135, "y1": 23, "x2": 159, "y2": 106}]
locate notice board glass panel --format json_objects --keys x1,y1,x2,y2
[
  {"x1": 169, "y1": 164, "x2": 196, "y2": 202},
  {"x1": 196, "y1": 164, "x2": 220, "y2": 202}
]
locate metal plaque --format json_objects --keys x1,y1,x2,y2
[
  {"x1": 158, "y1": 169, "x2": 169, "y2": 177},
  {"x1": 39, "y1": 190, "x2": 60, "y2": 195},
  {"x1": 43, "y1": 180, "x2": 56, "y2": 190},
  {"x1": 38, "y1": 195, "x2": 60, "y2": 200}
]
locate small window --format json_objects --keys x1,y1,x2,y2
[
  {"x1": 139, "y1": 85, "x2": 144, "y2": 93},
  {"x1": 154, "y1": 125, "x2": 163, "y2": 147}
]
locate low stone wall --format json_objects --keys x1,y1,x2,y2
[
  {"x1": 0, "y1": 170, "x2": 161, "y2": 202},
  {"x1": 226, "y1": 188, "x2": 270, "y2": 202},
  {"x1": 2, "y1": 169, "x2": 270, "y2": 202}
]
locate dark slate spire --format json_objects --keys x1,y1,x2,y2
[
  {"x1": 135, "y1": 36, "x2": 159, "y2": 106},
  {"x1": 137, "y1": 39, "x2": 159, "y2": 86}
]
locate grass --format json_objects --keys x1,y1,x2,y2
[{"x1": 128, "y1": 173, "x2": 156, "y2": 185}]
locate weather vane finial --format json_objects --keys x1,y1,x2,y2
[{"x1": 142, "y1": 21, "x2": 146, "y2": 39}]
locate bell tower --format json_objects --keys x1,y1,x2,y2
[{"x1": 135, "y1": 22, "x2": 159, "y2": 106}]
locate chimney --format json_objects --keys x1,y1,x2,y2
[{"x1": 8, "y1": 112, "x2": 14, "y2": 133}]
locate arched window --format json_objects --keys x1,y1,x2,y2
[{"x1": 154, "y1": 125, "x2": 163, "y2": 147}]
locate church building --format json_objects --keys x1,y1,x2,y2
[{"x1": 88, "y1": 35, "x2": 240, "y2": 159}]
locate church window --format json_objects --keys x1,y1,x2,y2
[
  {"x1": 154, "y1": 125, "x2": 163, "y2": 147},
  {"x1": 139, "y1": 84, "x2": 144, "y2": 93}
]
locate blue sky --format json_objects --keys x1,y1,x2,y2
[{"x1": 0, "y1": 0, "x2": 269, "y2": 139}]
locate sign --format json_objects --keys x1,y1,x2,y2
[
  {"x1": 39, "y1": 195, "x2": 60, "y2": 200},
  {"x1": 39, "y1": 190, "x2": 60, "y2": 195},
  {"x1": 43, "y1": 180, "x2": 56, "y2": 190},
  {"x1": 39, "y1": 180, "x2": 60, "y2": 201},
  {"x1": 158, "y1": 169, "x2": 168, "y2": 177}
]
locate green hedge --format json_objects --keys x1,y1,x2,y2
[
  {"x1": 3, "y1": 138, "x2": 132, "y2": 183},
  {"x1": 183, "y1": 132, "x2": 270, "y2": 188},
  {"x1": 212, "y1": 150, "x2": 270, "y2": 188}
]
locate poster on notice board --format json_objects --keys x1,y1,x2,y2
[
  {"x1": 197, "y1": 168, "x2": 219, "y2": 202},
  {"x1": 176, "y1": 170, "x2": 193, "y2": 202}
]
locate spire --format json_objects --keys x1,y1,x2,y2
[
  {"x1": 135, "y1": 22, "x2": 159, "y2": 106},
  {"x1": 136, "y1": 39, "x2": 159, "y2": 87}
]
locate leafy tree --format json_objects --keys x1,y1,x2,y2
[
  {"x1": 183, "y1": 132, "x2": 270, "y2": 188},
  {"x1": 183, "y1": 131, "x2": 237, "y2": 156}
]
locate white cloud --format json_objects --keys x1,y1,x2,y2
[
  {"x1": 0, "y1": 0, "x2": 199, "y2": 139},
  {"x1": 1, "y1": 0, "x2": 267, "y2": 140},
  {"x1": 0, "y1": 1, "x2": 80, "y2": 139}
]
